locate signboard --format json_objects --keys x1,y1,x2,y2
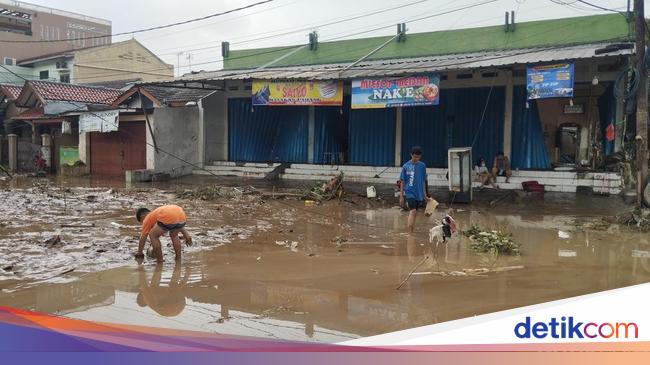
[
  {"x1": 526, "y1": 63, "x2": 574, "y2": 100},
  {"x1": 563, "y1": 104, "x2": 584, "y2": 114},
  {"x1": 59, "y1": 147, "x2": 80, "y2": 166},
  {"x1": 252, "y1": 80, "x2": 343, "y2": 106},
  {"x1": 79, "y1": 110, "x2": 119, "y2": 133},
  {"x1": 351, "y1": 74, "x2": 440, "y2": 109}
]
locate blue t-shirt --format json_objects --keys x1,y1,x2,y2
[{"x1": 400, "y1": 160, "x2": 427, "y2": 201}]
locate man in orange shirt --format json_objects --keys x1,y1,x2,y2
[{"x1": 134, "y1": 205, "x2": 192, "y2": 262}]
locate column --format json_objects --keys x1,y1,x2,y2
[
  {"x1": 394, "y1": 106, "x2": 403, "y2": 166},
  {"x1": 78, "y1": 132, "x2": 91, "y2": 174},
  {"x1": 308, "y1": 106, "x2": 315, "y2": 164},
  {"x1": 41, "y1": 133, "x2": 52, "y2": 168},
  {"x1": 8, "y1": 134, "x2": 17, "y2": 171},
  {"x1": 197, "y1": 100, "x2": 206, "y2": 167},
  {"x1": 503, "y1": 70, "x2": 514, "y2": 158}
]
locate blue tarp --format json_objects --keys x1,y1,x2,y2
[
  {"x1": 401, "y1": 87, "x2": 505, "y2": 167},
  {"x1": 348, "y1": 108, "x2": 396, "y2": 166},
  {"x1": 511, "y1": 85, "x2": 551, "y2": 169},
  {"x1": 228, "y1": 98, "x2": 308, "y2": 163}
]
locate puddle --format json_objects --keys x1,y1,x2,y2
[{"x1": 1, "y1": 175, "x2": 649, "y2": 342}]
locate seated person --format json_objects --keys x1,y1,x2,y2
[
  {"x1": 474, "y1": 157, "x2": 495, "y2": 187},
  {"x1": 491, "y1": 151, "x2": 512, "y2": 183}
]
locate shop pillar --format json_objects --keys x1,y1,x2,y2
[
  {"x1": 308, "y1": 106, "x2": 315, "y2": 164},
  {"x1": 503, "y1": 70, "x2": 514, "y2": 158},
  {"x1": 7, "y1": 134, "x2": 17, "y2": 171},
  {"x1": 394, "y1": 107, "x2": 402, "y2": 166}
]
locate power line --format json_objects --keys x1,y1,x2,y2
[
  {"x1": 0, "y1": 0, "x2": 275, "y2": 44},
  {"x1": 575, "y1": 0, "x2": 627, "y2": 14},
  {"x1": 45, "y1": 0, "x2": 503, "y2": 82},
  {"x1": 152, "y1": 0, "x2": 435, "y2": 56}
]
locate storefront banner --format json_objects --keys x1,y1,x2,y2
[
  {"x1": 252, "y1": 80, "x2": 343, "y2": 106},
  {"x1": 527, "y1": 63, "x2": 574, "y2": 100},
  {"x1": 351, "y1": 74, "x2": 440, "y2": 109},
  {"x1": 79, "y1": 110, "x2": 119, "y2": 133}
]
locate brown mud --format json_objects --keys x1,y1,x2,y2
[{"x1": 0, "y1": 175, "x2": 649, "y2": 343}]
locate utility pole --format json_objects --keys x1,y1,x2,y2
[
  {"x1": 186, "y1": 53, "x2": 193, "y2": 73},
  {"x1": 634, "y1": 0, "x2": 648, "y2": 206},
  {"x1": 176, "y1": 52, "x2": 184, "y2": 77}
]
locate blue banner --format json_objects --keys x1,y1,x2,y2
[
  {"x1": 351, "y1": 74, "x2": 440, "y2": 109},
  {"x1": 526, "y1": 63, "x2": 574, "y2": 100}
]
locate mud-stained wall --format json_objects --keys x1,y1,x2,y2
[
  {"x1": 151, "y1": 106, "x2": 199, "y2": 177},
  {"x1": 202, "y1": 91, "x2": 228, "y2": 163}
]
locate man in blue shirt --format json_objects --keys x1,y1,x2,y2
[{"x1": 400, "y1": 146, "x2": 430, "y2": 233}]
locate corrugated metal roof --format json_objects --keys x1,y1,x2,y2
[{"x1": 155, "y1": 42, "x2": 632, "y2": 83}]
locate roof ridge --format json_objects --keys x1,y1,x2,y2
[{"x1": 30, "y1": 80, "x2": 122, "y2": 92}]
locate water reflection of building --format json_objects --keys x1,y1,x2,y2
[{"x1": 0, "y1": 280, "x2": 114, "y2": 315}]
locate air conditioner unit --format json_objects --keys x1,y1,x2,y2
[
  {"x1": 3, "y1": 57, "x2": 16, "y2": 66},
  {"x1": 55, "y1": 61, "x2": 69, "y2": 70}
]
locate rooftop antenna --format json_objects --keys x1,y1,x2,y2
[
  {"x1": 397, "y1": 23, "x2": 407, "y2": 42},
  {"x1": 309, "y1": 31, "x2": 318, "y2": 51}
]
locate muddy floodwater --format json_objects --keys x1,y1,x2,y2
[{"x1": 1, "y1": 175, "x2": 649, "y2": 343}]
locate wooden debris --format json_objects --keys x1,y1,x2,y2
[{"x1": 412, "y1": 265, "x2": 525, "y2": 277}]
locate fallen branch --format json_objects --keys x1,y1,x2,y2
[
  {"x1": 411, "y1": 265, "x2": 524, "y2": 277},
  {"x1": 396, "y1": 255, "x2": 429, "y2": 290}
]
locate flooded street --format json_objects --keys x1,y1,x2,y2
[{"x1": 1, "y1": 175, "x2": 649, "y2": 343}]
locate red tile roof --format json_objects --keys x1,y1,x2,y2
[
  {"x1": 0, "y1": 84, "x2": 23, "y2": 100},
  {"x1": 29, "y1": 81, "x2": 122, "y2": 105}
]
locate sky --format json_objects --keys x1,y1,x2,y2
[{"x1": 25, "y1": 0, "x2": 642, "y2": 75}]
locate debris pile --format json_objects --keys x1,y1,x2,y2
[
  {"x1": 302, "y1": 172, "x2": 345, "y2": 202},
  {"x1": 612, "y1": 208, "x2": 650, "y2": 231},
  {"x1": 462, "y1": 225, "x2": 520, "y2": 255},
  {"x1": 176, "y1": 185, "x2": 226, "y2": 200}
]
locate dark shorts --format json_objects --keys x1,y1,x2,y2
[
  {"x1": 157, "y1": 221, "x2": 186, "y2": 232},
  {"x1": 496, "y1": 169, "x2": 509, "y2": 177},
  {"x1": 405, "y1": 199, "x2": 424, "y2": 211}
]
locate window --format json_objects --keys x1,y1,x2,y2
[
  {"x1": 3, "y1": 57, "x2": 15, "y2": 66},
  {"x1": 39, "y1": 70, "x2": 49, "y2": 80},
  {"x1": 59, "y1": 74, "x2": 70, "y2": 83}
]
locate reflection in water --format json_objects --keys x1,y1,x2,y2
[
  {"x1": 1, "y1": 191, "x2": 650, "y2": 342},
  {"x1": 137, "y1": 262, "x2": 189, "y2": 317}
]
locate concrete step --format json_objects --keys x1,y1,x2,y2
[
  {"x1": 210, "y1": 161, "x2": 279, "y2": 168},
  {"x1": 193, "y1": 169, "x2": 267, "y2": 178},
  {"x1": 203, "y1": 165, "x2": 276, "y2": 174}
]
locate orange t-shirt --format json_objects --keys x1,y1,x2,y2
[{"x1": 140, "y1": 205, "x2": 187, "y2": 238}]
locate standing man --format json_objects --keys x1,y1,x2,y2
[{"x1": 400, "y1": 146, "x2": 430, "y2": 234}]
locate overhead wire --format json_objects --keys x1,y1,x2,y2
[{"x1": 0, "y1": 0, "x2": 276, "y2": 44}]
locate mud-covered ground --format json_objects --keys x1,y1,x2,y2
[{"x1": 1, "y1": 175, "x2": 649, "y2": 343}]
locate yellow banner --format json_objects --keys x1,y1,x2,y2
[{"x1": 252, "y1": 80, "x2": 343, "y2": 106}]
